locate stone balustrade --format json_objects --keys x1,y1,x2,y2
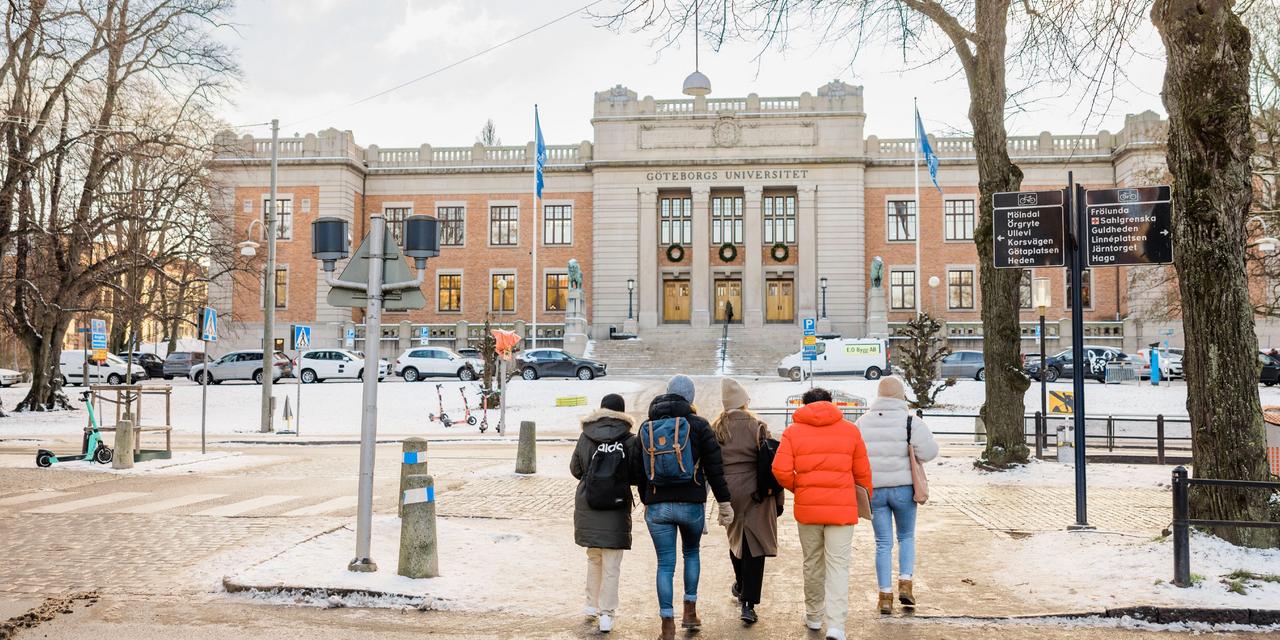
[{"x1": 593, "y1": 79, "x2": 865, "y2": 117}]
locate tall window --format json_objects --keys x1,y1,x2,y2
[
  {"x1": 438, "y1": 206, "x2": 465, "y2": 246},
  {"x1": 273, "y1": 268, "x2": 287, "y2": 309},
  {"x1": 944, "y1": 199, "x2": 976, "y2": 241},
  {"x1": 489, "y1": 206, "x2": 518, "y2": 246},
  {"x1": 763, "y1": 194, "x2": 797, "y2": 244},
  {"x1": 1019, "y1": 270, "x2": 1033, "y2": 309},
  {"x1": 710, "y1": 195, "x2": 744, "y2": 245},
  {"x1": 660, "y1": 196, "x2": 693, "y2": 245},
  {"x1": 545, "y1": 273, "x2": 569, "y2": 311},
  {"x1": 384, "y1": 207, "x2": 411, "y2": 244},
  {"x1": 543, "y1": 204, "x2": 572, "y2": 245},
  {"x1": 890, "y1": 270, "x2": 916, "y2": 310},
  {"x1": 1067, "y1": 268, "x2": 1093, "y2": 309},
  {"x1": 948, "y1": 269, "x2": 974, "y2": 309},
  {"x1": 437, "y1": 274, "x2": 461, "y2": 312},
  {"x1": 887, "y1": 200, "x2": 917, "y2": 241},
  {"x1": 491, "y1": 273, "x2": 516, "y2": 312},
  {"x1": 264, "y1": 198, "x2": 293, "y2": 240}
]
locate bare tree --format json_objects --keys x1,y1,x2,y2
[{"x1": 477, "y1": 118, "x2": 501, "y2": 146}]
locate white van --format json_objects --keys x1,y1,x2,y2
[
  {"x1": 777, "y1": 338, "x2": 890, "y2": 381},
  {"x1": 59, "y1": 350, "x2": 148, "y2": 386}
]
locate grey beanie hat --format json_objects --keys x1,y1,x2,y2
[{"x1": 667, "y1": 374, "x2": 696, "y2": 404}]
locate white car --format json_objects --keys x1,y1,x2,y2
[
  {"x1": 59, "y1": 350, "x2": 148, "y2": 386},
  {"x1": 0, "y1": 368, "x2": 21, "y2": 387},
  {"x1": 394, "y1": 347, "x2": 483, "y2": 382},
  {"x1": 296, "y1": 348, "x2": 390, "y2": 383}
]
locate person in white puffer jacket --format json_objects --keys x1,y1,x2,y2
[{"x1": 854, "y1": 376, "x2": 939, "y2": 615}]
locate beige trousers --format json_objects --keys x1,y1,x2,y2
[
  {"x1": 797, "y1": 523, "x2": 854, "y2": 633},
  {"x1": 585, "y1": 548, "x2": 625, "y2": 615}
]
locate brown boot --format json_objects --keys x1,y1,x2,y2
[
  {"x1": 877, "y1": 591, "x2": 893, "y2": 615},
  {"x1": 898, "y1": 579, "x2": 916, "y2": 607},
  {"x1": 681, "y1": 600, "x2": 702, "y2": 630},
  {"x1": 657, "y1": 616, "x2": 675, "y2": 640}
]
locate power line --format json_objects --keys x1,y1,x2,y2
[{"x1": 282, "y1": 0, "x2": 606, "y2": 129}]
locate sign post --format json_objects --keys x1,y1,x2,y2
[
  {"x1": 89, "y1": 318, "x2": 107, "y2": 388},
  {"x1": 288, "y1": 324, "x2": 312, "y2": 437},
  {"x1": 345, "y1": 326, "x2": 356, "y2": 349},
  {"x1": 802, "y1": 317, "x2": 817, "y2": 387},
  {"x1": 418, "y1": 327, "x2": 429, "y2": 346},
  {"x1": 199, "y1": 307, "x2": 218, "y2": 455}
]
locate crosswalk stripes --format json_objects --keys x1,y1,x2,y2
[
  {"x1": 280, "y1": 495, "x2": 358, "y2": 517},
  {"x1": 24, "y1": 492, "x2": 149, "y2": 514},
  {"x1": 191, "y1": 495, "x2": 300, "y2": 517},
  {"x1": 0, "y1": 491, "x2": 71, "y2": 506},
  {"x1": 112, "y1": 493, "x2": 226, "y2": 514}
]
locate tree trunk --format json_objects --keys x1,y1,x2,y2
[{"x1": 1154, "y1": 0, "x2": 1277, "y2": 547}]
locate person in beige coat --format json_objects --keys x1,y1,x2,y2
[{"x1": 710, "y1": 377, "x2": 784, "y2": 625}]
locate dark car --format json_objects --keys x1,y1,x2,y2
[
  {"x1": 940, "y1": 350, "x2": 985, "y2": 380},
  {"x1": 516, "y1": 348, "x2": 606, "y2": 380},
  {"x1": 118, "y1": 351, "x2": 168, "y2": 379},
  {"x1": 1259, "y1": 352, "x2": 1280, "y2": 387},
  {"x1": 163, "y1": 351, "x2": 207, "y2": 379},
  {"x1": 1025, "y1": 345, "x2": 1130, "y2": 383}
]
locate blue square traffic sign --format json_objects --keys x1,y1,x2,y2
[{"x1": 803, "y1": 317, "x2": 816, "y2": 335}]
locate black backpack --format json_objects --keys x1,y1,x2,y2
[
  {"x1": 752, "y1": 425, "x2": 785, "y2": 502},
  {"x1": 584, "y1": 440, "x2": 632, "y2": 510}
]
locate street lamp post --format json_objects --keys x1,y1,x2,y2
[
  {"x1": 495, "y1": 277, "x2": 509, "y2": 435},
  {"x1": 819, "y1": 277, "x2": 828, "y2": 319},
  {"x1": 258, "y1": 119, "x2": 279, "y2": 433},
  {"x1": 1033, "y1": 276, "x2": 1052, "y2": 456},
  {"x1": 927, "y1": 276, "x2": 940, "y2": 317},
  {"x1": 627, "y1": 278, "x2": 635, "y2": 320},
  {"x1": 1247, "y1": 216, "x2": 1280, "y2": 253}
]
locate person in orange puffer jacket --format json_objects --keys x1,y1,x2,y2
[{"x1": 771, "y1": 387, "x2": 873, "y2": 640}]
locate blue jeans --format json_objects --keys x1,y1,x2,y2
[
  {"x1": 871, "y1": 485, "x2": 917, "y2": 591},
  {"x1": 645, "y1": 502, "x2": 705, "y2": 618}
]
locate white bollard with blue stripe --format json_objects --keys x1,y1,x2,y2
[
  {"x1": 398, "y1": 473, "x2": 438, "y2": 578},
  {"x1": 399, "y1": 437, "x2": 428, "y2": 517}
]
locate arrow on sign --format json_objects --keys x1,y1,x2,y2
[
  {"x1": 997, "y1": 235, "x2": 1005, "y2": 242},
  {"x1": 1160, "y1": 229, "x2": 1170, "y2": 236}
]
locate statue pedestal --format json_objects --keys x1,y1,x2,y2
[
  {"x1": 563, "y1": 289, "x2": 589, "y2": 356},
  {"x1": 816, "y1": 318, "x2": 833, "y2": 335},
  {"x1": 622, "y1": 318, "x2": 639, "y2": 335},
  {"x1": 866, "y1": 287, "x2": 889, "y2": 340}
]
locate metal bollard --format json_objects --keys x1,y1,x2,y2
[
  {"x1": 112, "y1": 417, "x2": 134, "y2": 470},
  {"x1": 1156, "y1": 414, "x2": 1166, "y2": 465},
  {"x1": 400, "y1": 438, "x2": 428, "y2": 517},
  {"x1": 398, "y1": 474, "x2": 439, "y2": 579},
  {"x1": 515, "y1": 420, "x2": 536, "y2": 474},
  {"x1": 1171, "y1": 466, "x2": 1191, "y2": 587},
  {"x1": 1034, "y1": 411, "x2": 1044, "y2": 460}
]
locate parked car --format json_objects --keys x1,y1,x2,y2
[
  {"x1": 58, "y1": 350, "x2": 147, "y2": 386},
  {"x1": 940, "y1": 350, "x2": 986, "y2": 381},
  {"x1": 117, "y1": 351, "x2": 168, "y2": 379},
  {"x1": 0, "y1": 368, "x2": 21, "y2": 387},
  {"x1": 394, "y1": 347, "x2": 483, "y2": 382},
  {"x1": 777, "y1": 338, "x2": 889, "y2": 381},
  {"x1": 163, "y1": 351, "x2": 207, "y2": 379},
  {"x1": 188, "y1": 350, "x2": 289, "y2": 384},
  {"x1": 456, "y1": 347, "x2": 482, "y2": 359},
  {"x1": 297, "y1": 348, "x2": 390, "y2": 383},
  {"x1": 1260, "y1": 352, "x2": 1280, "y2": 387},
  {"x1": 1025, "y1": 345, "x2": 1130, "y2": 383},
  {"x1": 1132, "y1": 350, "x2": 1183, "y2": 380},
  {"x1": 516, "y1": 348, "x2": 606, "y2": 380}
]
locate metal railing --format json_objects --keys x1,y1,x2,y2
[{"x1": 1171, "y1": 466, "x2": 1280, "y2": 587}]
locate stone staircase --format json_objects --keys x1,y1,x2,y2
[{"x1": 588, "y1": 325, "x2": 804, "y2": 377}]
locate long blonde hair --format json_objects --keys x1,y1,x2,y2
[{"x1": 711, "y1": 407, "x2": 761, "y2": 444}]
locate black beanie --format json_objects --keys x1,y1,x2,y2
[{"x1": 600, "y1": 393, "x2": 626, "y2": 413}]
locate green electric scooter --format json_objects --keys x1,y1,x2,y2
[{"x1": 35, "y1": 391, "x2": 113, "y2": 467}]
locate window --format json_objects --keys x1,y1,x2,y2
[
  {"x1": 489, "y1": 206, "x2": 518, "y2": 246},
  {"x1": 710, "y1": 195, "x2": 744, "y2": 245},
  {"x1": 438, "y1": 206, "x2": 465, "y2": 246},
  {"x1": 384, "y1": 207, "x2": 411, "y2": 244},
  {"x1": 763, "y1": 194, "x2": 797, "y2": 244},
  {"x1": 1067, "y1": 268, "x2": 1093, "y2": 309},
  {"x1": 887, "y1": 200, "x2": 917, "y2": 241},
  {"x1": 274, "y1": 268, "x2": 287, "y2": 309},
  {"x1": 1019, "y1": 270, "x2": 1032, "y2": 309},
  {"x1": 491, "y1": 273, "x2": 516, "y2": 312},
  {"x1": 264, "y1": 198, "x2": 293, "y2": 240},
  {"x1": 437, "y1": 274, "x2": 461, "y2": 312},
  {"x1": 944, "y1": 199, "x2": 975, "y2": 241},
  {"x1": 948, "y1": 269, "x2": 974, "y2": 309},
  {"x1": 543, "y1": 204, "x2": 572, "y2": 245},
  {"x1": 890, "y1": 270, "x2": 916, "y2": 310},
  {"x1": 545, "y1": 273, "x2": 569, "y2": 311},
  {"x1": 660, "y1": 196, "x2": 693, "y2": 245}
]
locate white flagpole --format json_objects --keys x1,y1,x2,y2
[
  {"x1": 913, "y1": 98, "x2": 922, "y2": 318},
  {"x1": 531, "y1": 106, "x2": 539, "y2": 349}
]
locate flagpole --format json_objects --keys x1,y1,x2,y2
[
  {"x1": 531, "y1": 105, "x2": 539, "y2": 349},
  {"x1": 913, "y1": 97, "x2": 922, "y2": 318}
]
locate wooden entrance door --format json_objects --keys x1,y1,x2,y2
[
  {"x1": 663, "y1": 280, "x2": 691, "y2": 323},
  {"x1": 714, "y1": 279, "x2": 743, "y2": 323},
  {"x1": 766, "y1": 279, "x2": 795, "y2": 323}
]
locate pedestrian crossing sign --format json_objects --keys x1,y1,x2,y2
[
  {"x1": 1049, "y1": 390, "x2": 1074, "y2": 415},
  {"x1": 200, "y1": 307, "x2": 218, "y2": 342},
  {"x1": 291, "y1": 324, "x2": 312, "y2": 351}
]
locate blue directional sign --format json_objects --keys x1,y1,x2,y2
[
  {"x1": 200, "y1": 307, "x2": 218, "y2": 342},
  {"x1": 291, "y1": 324, "x2": 312, "y2": 351},
  {"x1": 89, "y1": 318, "x2": 107, "y2": 350}
]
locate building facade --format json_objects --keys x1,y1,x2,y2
[{"x1": 210, "y1": 81, "x2": 1170, "y2": 355}]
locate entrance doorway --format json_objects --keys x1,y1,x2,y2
[
  {"x1": 663, "y1": 280, "x2": 691, "y2": 323},
  {"x1": 766, "y1": 278, "x2": 795, "y2": 323},
  {"x1": 714, "y1": 279, "x2": 743, "y2": 323}
]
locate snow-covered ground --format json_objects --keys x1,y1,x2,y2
[{"x1": 0, "y1": 450, "x2": 284, "y2": 475}]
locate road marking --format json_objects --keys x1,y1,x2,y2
[
  {"x1": 281, "y1": 496, "x2": 358, "y2": 517},
  {"x1": 24, "y1": 492, "x2": 149, "y2": 514},
  {"x1": 191, "y1": 495, "x2": 299, "y2": 517},
  {"x1": 112, "y1": 493, "x2": 226, "y2": 514},
  {"x1": 0, "y1": 491, "x2": 72, "y2": 506}
]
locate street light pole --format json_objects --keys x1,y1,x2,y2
[
  {"x1": 819, "y1": 277, "x2": 828, "y2": 319},
  {"x1": 260, "y1": 118, "x2": 279, "y2": 434},
  {"x1": 627, "y1": 279, "x2": 635, "y2": 320}
]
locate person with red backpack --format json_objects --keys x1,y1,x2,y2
[
  {"x1": 570, "y1": 393, "x2": 641, "y2": 634},
  {"x1": 637, "y1": 375, "x2": 733, "y2": 640}
]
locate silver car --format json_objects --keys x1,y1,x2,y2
[
  {"x1": 940, "y1": 350, "x2": 986, "y2": 381},
  {"x1": 189, "y1": 350, "x2": 287, "y2": 384}
]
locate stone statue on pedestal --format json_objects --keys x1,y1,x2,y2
[{"x1": 564, "y1": 258, "x2": 589, "y2": 356}]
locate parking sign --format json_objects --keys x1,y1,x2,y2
[
  {"x1": 418, "y1": 326, "x2": 429, "y2": 346},
  {"x1": 803, "y1": 318, "x2": 816, "y2": 335},
  {"x1": 345, "y1": 327, "x2": 356, "y2": 348}
]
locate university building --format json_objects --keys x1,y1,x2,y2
[{"x1": 210, "y1": 80, "x2": 1172, "y2": 360}]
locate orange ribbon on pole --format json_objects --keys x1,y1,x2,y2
[{"x1": 492, "y1": 329, "x2": 521, "y2": 361}]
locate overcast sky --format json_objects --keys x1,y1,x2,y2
[{"x1": 220, "y1": 0, "x2": 1169, "y2": 149}]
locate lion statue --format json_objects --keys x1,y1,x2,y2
[{"x1": 568, "y1": 259, "x2": 583, "y2": 290}]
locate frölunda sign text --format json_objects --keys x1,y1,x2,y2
[{"x1": 644, "y1": 169, "x2": 811, "y2": 182}]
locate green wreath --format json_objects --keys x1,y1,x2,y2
[
  {"x1": 770, "y1": 242, "x2": 790, "y2": 262},
  {"x1": 718, "y1": 242, "x2": 737, "y2": 263},
  {"x1": 666, "y1": 244, "x2": 685, "y2": 263}
]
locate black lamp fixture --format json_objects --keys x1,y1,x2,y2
[
  {"x1": 402, "y1": 215, "x2": 441, "y2": 268},
  {"x1": 311, "y1": 217, "x2": 350, "y2": 271},
  {"x1": 626, "y1": 278, "x2": 636, "y2": 320},
  {"x1": 819, "y1": 277, "x2": 829, "y2": 319}
]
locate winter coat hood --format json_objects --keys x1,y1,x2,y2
[
  {"x1": 580, "y1": 408, "x2": 635, "y2": 443},
  {"x1": 792, "y1": 400, "x2": 845, "y2": 427},
  {"x1": 867, "y1": 397, "x2": 910, "y2": 413},
  {"x1": 648, "y1": 393, "x2": 695, "y2": 421}
]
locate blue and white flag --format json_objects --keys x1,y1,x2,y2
[
  {"x1": 915, "y1": 107, "x2": 942, "y2": 193},
  {"x1": 534, "y1": 105, "x2": 547, "y2": 198}
]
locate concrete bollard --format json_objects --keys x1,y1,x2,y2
[
  {"x1": 398, "y1": 474, "x2": 439, "y2": 579},
  {"x1": 399, "y1": 437, "x2": 429, "y2": 517},
  {"x1": 515, "y1": 420, "x2": 536, "y2": 475},
  {"x1": 112, "y1": 417, "x2": 134, "y2": 470},
  {"x1": 973, "y1": 416, "x2": 987, "y2": 444}
]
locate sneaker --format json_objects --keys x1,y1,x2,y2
[
  {"x1": 739, "y1": 601, "x2": 758, "y2": 625},
  {"x1": 825, "y1": 630, "x2": 846, "y2": 640},
  {"x1": 731, "y1": 581, "x2": 742, "y2": 600},
  {"x1": 598, "y1": 613, "x2": 613, "y2": 633},
  {"x1": 583, "y1": 605, "x2": 599, "y2": 620},
  {"x1": 804, "y1": 615, "x2": 823, "y2": 630}
]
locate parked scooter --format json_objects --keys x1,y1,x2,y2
[
  {"x1": 457, "y1": 387, "x2": 478, "y2": 427},
  {"x1": 428, "y1": 383, "x2": 454, "y2": 428},
  {"x1": 36, "y1": 392, "x2": 113, "y2": 467}
]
